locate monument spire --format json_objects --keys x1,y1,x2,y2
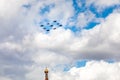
[{"x1": 44, "y1": 67, "x2": 49, "y2": 80}]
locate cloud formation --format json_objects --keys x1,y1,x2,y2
[
  {"x1": 0, "y1": 0, "x2": 120, "y2": 80},
  {"x1": 86, "y1": 0, "x2": 120, "y2": 11},
  {"x1": 64, "y1": 61, "x2": 120, "y2": 80}
]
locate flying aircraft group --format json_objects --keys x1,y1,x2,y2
[{"x1": 40, "y1": 20, "x2": 63, "y2": 32}]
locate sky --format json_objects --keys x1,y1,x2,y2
[{"x1": 0, "y1": 0, "x2": 120, "y2": 80}]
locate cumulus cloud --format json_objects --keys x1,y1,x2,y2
[
  {"x1": 87, "y1": 0, "x2": 120, "y2": 7},
  {"x1": 86, "y1": 0, "x2": 120, "y2": 11},
  {"x1": 22, "y1": 11, "x2": 120, "y2": 80},
  {"x1": 0, "y1": 0, "x2": 74, "y2": 79},
  {"x1": 71, "y1": 61, "x2": 120, "y2": 80},
  {"x1": 50, "y1": 61, "x2": 120, "y2": 80},
  {"x1": 76, "y1": 10, "x2": 96, "y2": 28},
  {"x1": 46, "y1": 0, "x2": 74, "y2": 25},
  {"x1": 0, "y1": 76, "x2": 11, "y2": 80},
  {"x1": 76, "y1": 12, "x2": 120, "y2": 60},
  {"x1": 0, "y1": 0, "x2": 120, "y2": 80},
  {"x1": 22, "y1": 11, "x2": 120, "y2": 60}
]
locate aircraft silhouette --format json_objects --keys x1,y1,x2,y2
[
  {"x1": 40, "y1": 20, "x2": 63, "y2": 32},
  {"x1": 53, "y1": 20, "x2": 57, "y2": 22},
  {"x1": 40, "y1": 25, "x2": 44, "y2": 27}
]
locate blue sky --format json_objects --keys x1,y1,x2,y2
[
  {"x1": 0, "y1": 0, "x2": 120, "y2": 80},
  {"x1": 30, "y1": 0, "x2": 120, "y2": 32},
  {"x1": 21, "y1": 0, "x2": 119, "y2": 35}
]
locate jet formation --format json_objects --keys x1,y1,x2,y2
[{"x1": 40, "y1": 20, "x2": 63, "y2": 32}]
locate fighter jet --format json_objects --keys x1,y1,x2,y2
[
  {"x1": 40, "y1": 20, "x2": 63, "y2": 32},
  {"x1": 40, "y1": 25, "x2": 44, "y2": 27},
  {"x1": 59, "y1": 24, "x2": 62, "y2": 27},
  {"x1": 47, "y1": 23, "x2": 50, "y2": 25},
  {"x1": 50, "y1": 25, "x2": 53, "y2": 27},
  {"x1": 57, "y1": 23, "x2": 60, "y2": 25},
  {"x1": 53, "y1": 28, "x2": 56, "y2": 30},
  {"x1": 46, "y1": 30, "x2": 50, "y2": 31},
  {"x1": 43, "y1": 27, "x2": 46, "y2": 30},
  {"x1": 53, "y1": 20, "x2": 57, "y2": 22}
]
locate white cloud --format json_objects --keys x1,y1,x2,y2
[
  {"x1": 87, "y1": 0, "x2": 120, "y2": 7},
  {"x1": 76, "y1": 12, "x2": 120, "y2": 59},
  {"x1": 23, "y1": 61, "x2": 120, "y2": 80},
  {"x1": 76, "y1": 10, "x2": 96, "y2": 28},
  {"x1": 23, "y1": 11, "x2": 120, "y2": 60},
  {"x1": 48, "y1": 61, "x2": 120, "y2": 80},
  {"x1": 32, "y1": 50, "x2": 71, "y2": 65},
  {"x1": 0, "y1": 42, "x2": 22, "y2": 51},
  {"x1": 41, "y1": 0, "x2": 74, "y2": 25},
  {"x1": 86, "y1": 0, "x2": 120, "y2": 11},
  {"x1": 22, "y1": 11, "x2": 120, "y2": 80},
  {"x1": 0, "y1": 76, "x2": 11, "y2": 80},
  {"x1": 0, "y1": 0, "x2": 120, "y2": 80},
  {"x1": 69, "y1": 61, "x2": 120, "y2": 80}
]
